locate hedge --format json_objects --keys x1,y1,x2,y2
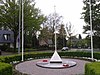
[
  {"x1": 0, "y1": 51, "x2": 100, "y2": 75},
  {"x1": 0, "y1": 52, "x2": 84, "y2": 63},
  {"x1": 0, "y1": 51, "x2": 100, "y2": 63},
  {"x1": 59, "y1": 51, "x2": 91, "y2": 58},
  {"x1": 85, "y1": 62, "x2": 100, "y2": 75},
  {"x1": 0, "y1": 52, "x2": 53, "y2": 63},
  {"x1": 0, "y1": 62, "x2": 12, "y2": 75}
]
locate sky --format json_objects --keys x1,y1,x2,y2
[{"x1": 35, "y1": 0, "x2": 87, "y2": 38}]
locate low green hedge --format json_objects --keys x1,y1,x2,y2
[
  {"x1": 0, "y1": 52, "x2": 53, "y2": 63},
  {"x1": 0, "y1": 51, "x2": 100, "y2": 75},
  {"x1": 0, "y1": 62, "x2": 12, "y2": 75},
  {"x1": 85, "y1": 62, "x2": 100, "y2": 75},
  {"x1": 59, "y1": 51, "x2": 91, "y2": 58},
  {"x1": 0, "y1": 52, "x2": 86, "y2": 63},
  {"x1": 0, "y1": 51, "x2": 100, "y2": 63}
]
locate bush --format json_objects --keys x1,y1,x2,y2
[
  {"x1": 0, "y1": 62, "x2": 12, "y2": 75},
  {"x1": 85, "y1": 62, "x2": 100, "y2": 75},
  {"x1": 59, "y1": 51, "x2": 91, "y2": 58},
  {"x1": 93, "y1": 52, "x2": 100, "y2": 60},
  {"x1": 0, "y1": 52, "x2": 53, "y2": 63}
]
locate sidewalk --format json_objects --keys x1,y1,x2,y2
[{"x1": 0, "y1": 51, "x2": 16, "y2": 56}]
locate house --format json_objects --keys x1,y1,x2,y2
[
  {"x1": 0, "y1": 30, "x2": 14, "y2": 43},
  {"x1": 0, "y1": 30, "x2": 14, "y2": 51}
]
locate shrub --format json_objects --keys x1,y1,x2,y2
[
  {"x1": 85, "y1": 62, "x2": 100, "y2": 75},
  {"x1": 93, "y1": 52, "x2": 100, "y2": 60},
  {"x1": 0, "y1": 62, "x2": 12, "y2": 75},
  {"x1": 59, "y1": 51, "x2": 91, "y2": 58}
]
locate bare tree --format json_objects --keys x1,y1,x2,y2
[
  {"x1": 43, "y1": 13, "x2": 63, "y2": 45},
  {"x1": 65, "y1": 22, "x2": 77, "y2": 48}
]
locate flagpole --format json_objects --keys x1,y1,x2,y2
[
  {"x1": 18, "y1": 0, "x2": 21, "y2": 54},
  {"x1": 22, "y1": 0, "x2": 24, "y2": 61},
  {"x1": 89, "y1": 0, "x2": 94, "y2": 61}
]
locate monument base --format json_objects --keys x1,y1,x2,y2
[{"x1": 36, "y1": 59, "x2": 76, "y2": 69}]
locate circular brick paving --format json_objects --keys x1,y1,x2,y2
[{"x1": 15, "y1": 59, "x2": 90, "y2": 75}]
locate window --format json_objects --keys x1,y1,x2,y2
[{"x1": 3, "y1": 34, "x2": 10, "y2": 41}]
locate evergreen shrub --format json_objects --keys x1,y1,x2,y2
[
  {"x1": 85, "y1": 62, "x2": 100, "y2": 75},
  {"x1": 0, "y1": 62, "x2": 12, "y2": 75}
]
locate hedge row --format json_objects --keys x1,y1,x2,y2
[
  {"x1": 0, "y1": 51, "x2": 100, "y2": 63},
  {"x1": 0, "y1": 51, "x2": 100, "y2": 75},
  {"x1": 85, "y1": 62, "x2": 100, "y2": 75},
  {"x1": 59, "y1": 51, "x2": 91, "y2": 58},
  {"x1": 0, "y1": 62, "x2": 12, "y2": 75},
  {"x1": 0, "y1": 52, "x2": 53, "y2": 63},
  {"x1": 0, "y1": 52, "x2": 53, "y2": 75}
]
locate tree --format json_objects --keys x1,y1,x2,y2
[
  {"x1": 23, "y1": 0, "x2": 46, "y2": 48},
  {"x1": 82, "y1": 0, "x2": 100, "y2": 48},
  {"x1": 58, "y1": 24, "x2": 67, "y2": 48},
  {"x1": 39, "y1": 26, "x2": 52, "y2": 46},
  {"x1": 0, "y1": 0, "x2": 20, "y2": 51},
  {"x1": 32, "y1": 35, "x2": 39, "y2": 48},
  {"x1": 0, "y1": 0, "x2": 46, "y2": 51},
  {"x1": 42, "y1": 13, "x2": 63, "y2": 45},
  {"x1": 82, "y1": 0, "x2": 100, "y2": 33},
  {"x1": 59, "y1": 24, "x2": 66, "y2": 38},
  {"x1": 65, "y1": 22, "x2": 77, "y2": 48}
]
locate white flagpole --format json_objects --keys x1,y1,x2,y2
[
  {"x1": 89, "y1": 0, "x2": 94, "y2": 61},
  {"x1": 22, "y1": 0, "x2": 24, "y2": 61},
  {"x1": 18, "y1": 0, "x2": 21, "y2": 54}
]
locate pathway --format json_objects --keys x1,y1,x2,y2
[{"x1": 15, "y1": 59, "x2": 90, "y2": 75}]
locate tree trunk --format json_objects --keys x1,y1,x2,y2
[{"x1": 13, "y1": 32, "x2": 17, "y2": 52}]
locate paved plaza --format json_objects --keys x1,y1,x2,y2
[{"x1": 15, "y1": 59, "x2": 90, "y2": 75}]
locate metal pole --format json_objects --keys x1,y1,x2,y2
[
  {"x1": 54, "y1": 6, "x2": 57, "y2": 51},
  {"x1": 18, "y1": 0, "x2": 21, "y2": 54},
  {"x1": 89, "y1": 0, "x2": 94, "y2": 61},
  {"x1": 22, "y1": 0, "x2": 24, "y2": 61}
]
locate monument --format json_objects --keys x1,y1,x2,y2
[
  {"x1": 36, "y1": 6, "x2": 76, "y2": 69},
  {"x1": 36, "y1": 49, "x2": 77, "y2": 69}
]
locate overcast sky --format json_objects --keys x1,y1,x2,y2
[{"x1": 35, "y1": 0, "x2": 87, "y2": 38}]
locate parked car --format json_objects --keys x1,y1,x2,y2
[{"x1": 61, "y1": 47, "x2": 69, "y2": 51}]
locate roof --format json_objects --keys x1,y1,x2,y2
[{"x1": 0, "y1": 30, "x2": 13, "y2": 34}]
